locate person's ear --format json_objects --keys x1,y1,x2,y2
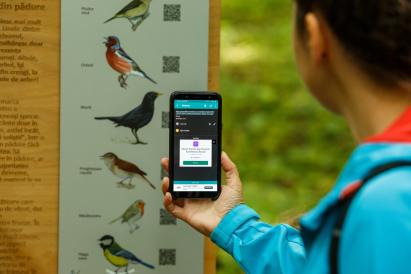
[{"x1": 304, "y1": 12, "x2": 328, "y2": 65}]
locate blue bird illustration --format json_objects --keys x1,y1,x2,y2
[{"x1": 99, "y1": 235, "x2": 154, "y2": 273}]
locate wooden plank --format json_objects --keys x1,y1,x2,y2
[
  {"x1": 205, "y1": 0, "x2": 221, "y2": 273},
  {"x1": 209, "y1": 0, "x2": 222, "y2": 92},
  {"x1": 0, "y1": 0, "x2": 220, "y2": 273},
  {"x1": 0, "y1": 0, "x2": 60, "y2": 273}
]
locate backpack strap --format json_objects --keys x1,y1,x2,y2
[{"x1": 329, "y1": 161, "x2": 411, "y2": 274}]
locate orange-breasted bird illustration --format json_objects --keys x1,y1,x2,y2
[
  {"x1": 110, "y1": 200, "x2": 146, "y2": 233},
  {"x1": 104, "y1": 0, "x2": 152, "y2": 31},
  {"x1": 100, "y1": 152, "x2": 156, "y2": 189},
  {"x1": 99, "y1": 235, "x2": 155, "y2": 273},
  {"x1": 104, "y1": 36, "x2": 157, "y2": 88}
]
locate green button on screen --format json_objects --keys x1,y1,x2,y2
[{"x1": 183, "y1": 161, "x2": 209, "y2": 165}]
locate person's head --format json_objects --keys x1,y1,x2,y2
[{"x1": 293, "y1": 0, "x2": 411, "y2": 113}]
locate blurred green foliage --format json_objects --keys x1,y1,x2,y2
[{"x1": 218, "y1": 0, "x2": 354, "y2": 273}]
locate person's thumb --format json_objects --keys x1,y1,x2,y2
[{"x1": 221, "y1": 151, "x2": 242, "y2": 190}]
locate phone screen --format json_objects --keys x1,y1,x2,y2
[{"x1": 172, "y1": 99, "x2": 220, "y2": 193}]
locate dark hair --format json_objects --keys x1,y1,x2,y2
[{"x1": 296, "y1": 0, "x2": 411, "y2": 86}]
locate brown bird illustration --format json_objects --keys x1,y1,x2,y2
[{"x1": 100, "y1": 152, "x2": 156, "y2": 189}]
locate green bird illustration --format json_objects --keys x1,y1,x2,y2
[
  {"x1": 104, "y1": 0, "x2": 152, "y2": 31},
  {"x1": 99, "y1": 235, "x2": 155, "y2": 273},
  {"x1": 110, "y1": 200, "x2": 145, "y2": 233}
]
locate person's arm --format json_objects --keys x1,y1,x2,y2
[
  {"x1": 161, "y1": 152, "x2": 306, "y2": 274},
  {"x1": 341, "y1": 169, "x2": 411, "y2": 274},
  {"x1": 211, "y1": 204, "x2": 306, "y2": 274}
]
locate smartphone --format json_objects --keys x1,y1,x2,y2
[{"x1": 169, "y1": 91, "x2": 222, "y2": 199}]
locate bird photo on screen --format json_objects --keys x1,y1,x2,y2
[
  {"x1": 110, "y1": 199, "x2": 146, "y2": 233},
  {"x1": 100, "y1": 152, "x2": 156, "y2": 189},
  {"x1": 104, "y1": 0, "x2": 152, "y2": 31},
  {"x1": 104, "y1": 36, "x2": 157, "y2": 88},
  {"x1": 99, "y1": 235, "x2": 155, "y2": 274},
  {"x1": 95, "y1": 91, "x2": 161, "y2": 144}
]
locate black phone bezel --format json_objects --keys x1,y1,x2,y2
[{"x1": 169, "y1": 91, "x2": 222, "y2": 199}]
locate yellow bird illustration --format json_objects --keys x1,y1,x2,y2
[
  {"x1": 99, "y1": 235, "x2": 155, "y2": 273},
  {"x1": 104, "y1": 0, "x2": 152, "y2": 31}
]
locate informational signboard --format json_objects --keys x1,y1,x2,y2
[
  {"x1": 59, "y1": 0, "x2": 210, "y2": 273},
  {"x1": 0, "y1": 0, "x2": 220, "y2": 273}
]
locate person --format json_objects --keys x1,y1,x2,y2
[{"x1": 161, "y1": 0, "x2": 411, "y2": 273}]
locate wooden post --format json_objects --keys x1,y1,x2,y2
[{"x1": 205, "y1": 0, "x2": 221, "y2": 273}]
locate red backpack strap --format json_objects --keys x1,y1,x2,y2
[{"x1": 329, "y1": 161, "x2": 411, "y2": 274}]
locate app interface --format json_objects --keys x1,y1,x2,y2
[{"x1": 173, "y1": 99, "x2": 219, "y2": 192}]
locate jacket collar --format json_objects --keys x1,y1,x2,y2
[
  {"x1": 300, "y1": 105, "x2": 411, "y2": 232},
  {"x1": 365, "y1": 105, "x2": 411, "y2": 143}
]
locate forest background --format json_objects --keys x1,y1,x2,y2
[{"x1": 218, "y1": 0, "x2": 354, "y2": 272}]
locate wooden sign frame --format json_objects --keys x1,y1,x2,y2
[
  {"x1": 205, "y1": 0, "x2": 221, "y2": 273},
  {"x1": 0, "y1": 0, "x2": 220, "y2": 273}
]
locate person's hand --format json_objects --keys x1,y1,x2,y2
[{"x1": 161, "y1": 152, "x2": 243, "y2": 236}]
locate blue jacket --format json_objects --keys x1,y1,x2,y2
[{"x1": 211, "y1": 143, "x2": 411, "y2": 274}]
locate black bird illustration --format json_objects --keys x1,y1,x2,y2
[{"x1": 95, "y1": 91, "x2": 161, "y2": 144}]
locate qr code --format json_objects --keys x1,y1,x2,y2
[
  {"x1": 163, "y1": 56, "x2": 180, "y2": 73},
  {"x1": 160, "y1": 208, "x2": 176, "y2": 225},
  {"x1": 159, "y1": 249, "x2": 176, "y2": 265},
  {"x1": 162, "y1": 111, "x2": 169, "y2": 128},
  {"x1": 164, "y1": 4, "x2": 181, "y2": 21}
]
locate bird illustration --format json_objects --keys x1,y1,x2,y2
[
  {"x1": 99, "y1": 235, "x2": 155, "y2": 273},
  {"x1": 104, "y1": 36, "x2": 157, "y2": 88},
  {"x1": 110, "y1": 200, "x2": 146, "y2": 233},
  {"x1": 104, "y1": 0, "x2": 152, "y2": 31},
  {"x1": 95, "y1": 91, "x2": 161, "y2": 145},
  {"x1": 100, "y1": 152, "x2": 156, "y2": 189}
]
